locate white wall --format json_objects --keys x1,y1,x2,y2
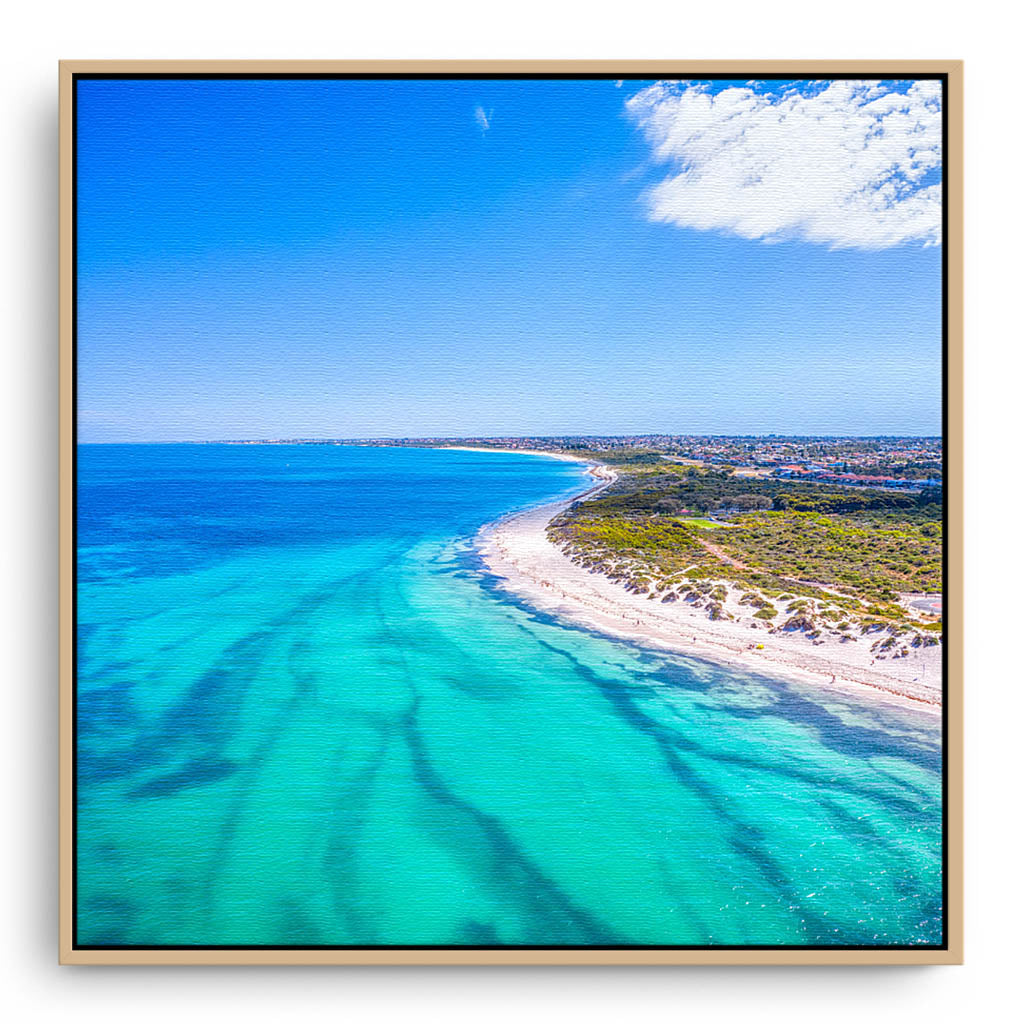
[{"x1": 2, "y1": 3, "x2": 1018, "y2": 1020}]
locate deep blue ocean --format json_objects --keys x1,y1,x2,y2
[{"x1": 76, "y1": 444, "x2": 943, "y2": 947}]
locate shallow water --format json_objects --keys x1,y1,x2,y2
[{"x1": 76, "y1": 444, "x2": 942, "y2": 946}]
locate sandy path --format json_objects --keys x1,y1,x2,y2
[{"x1": 697, "y1": 538, "x2": 749, "y2": 570}]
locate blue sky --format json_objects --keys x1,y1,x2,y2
[{"x1": 76, "y1": 78, "x2": 943, "y2": 441}]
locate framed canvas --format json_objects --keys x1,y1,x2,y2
[{"x1": 59, "y1": 60, "x2": 963, "y2": 965}]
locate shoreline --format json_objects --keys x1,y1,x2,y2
[
  {"x1": 429, "y1": 444, "x2": 603, "y2": 466},
  {"x1": 474, "y1": 455, "x2": 942, "y2": 716}
]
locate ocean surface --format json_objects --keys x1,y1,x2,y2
[{"x1": 76, "y1": 444, "x2": 943, "y2": 947}]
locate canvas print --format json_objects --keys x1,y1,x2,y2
[{"x1": 69, "y1": 71, "x2": 950, "y2": 954}]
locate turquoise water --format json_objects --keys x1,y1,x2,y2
[{"x1": 76, "y1": 445, "x2": 943, "y2": 947}]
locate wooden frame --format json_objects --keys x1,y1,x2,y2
[{"x1": 59, "y1": 60, "x2": 963, "y2": 965}]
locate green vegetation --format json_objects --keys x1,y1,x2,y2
[
  {"x1": 711, "y1": 511, "x2": 942, "y2": 601},
  {"x1": 678, "y1": 517, "x2": 731, "y2": 530},
  {"x1": 773, "y1": 487, "x2": 941, "y2": 515},
  {"x1": 547, "y1": 451, "x2": 943, "y2": 638}
]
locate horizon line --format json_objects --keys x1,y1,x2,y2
[{"x1": 77, "y1": 432, "x2": 945, "y2": 444}]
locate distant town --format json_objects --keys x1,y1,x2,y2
[{"x1": 223, "y1": 435, "x2": 943, "y2": 494}]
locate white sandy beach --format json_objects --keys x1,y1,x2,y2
[
  {"x1": 436, "y1": 445, "x2": 597, "y2": 464},
  {"x1": 476, "y1": 458, "x2": 942, "y2": 714}
]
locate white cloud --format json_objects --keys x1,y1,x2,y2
[
  {"x1": 625, "y1": 79, "x2": 942, "y2": 249},
  {"x1": 474, "y1": 105, "x2": 491, "y2": 133}
]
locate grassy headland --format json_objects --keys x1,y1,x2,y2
[{"x1": 545, "y1": 448, "x2": 943, "y2": 656}]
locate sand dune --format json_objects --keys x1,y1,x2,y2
[{"x1": 477, "y1": 467, "x2": 942, "y2": 714}]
